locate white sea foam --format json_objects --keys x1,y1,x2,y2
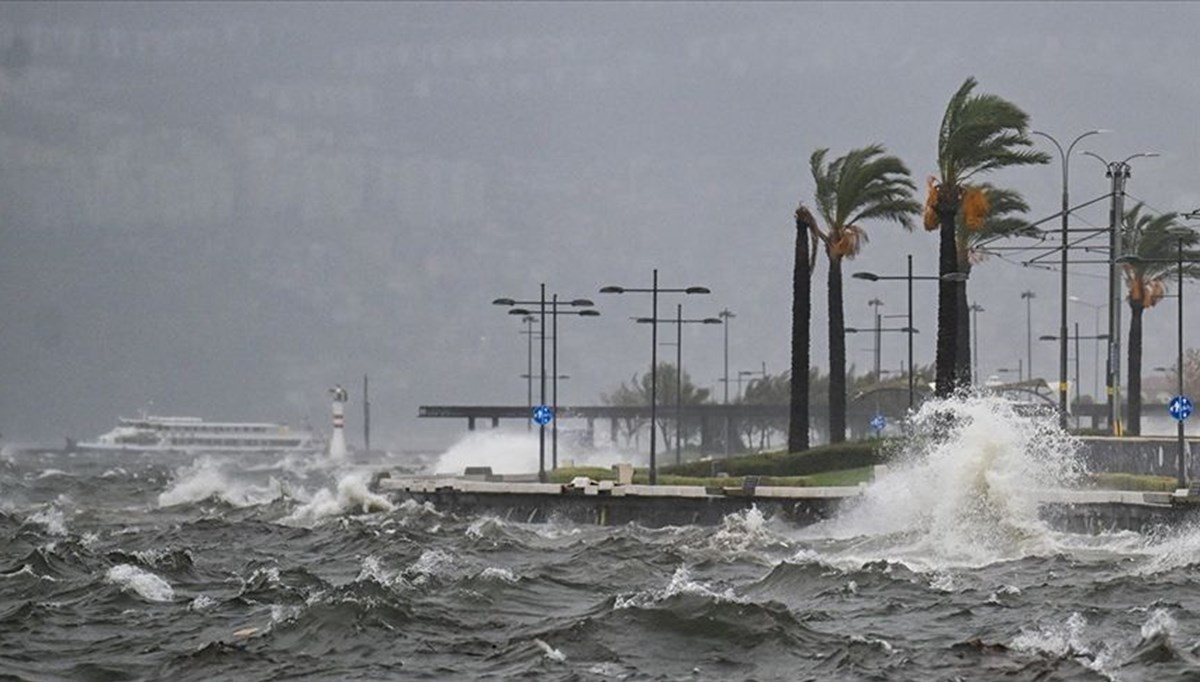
[
  {"x1": 106, "y1": 563, "x2": 175, "y2": 602},
  {"x1": 190, "y1": 594, "x2": 217, "y2": 611},
  {"x1": 614, "y1": 565, "x2": 742, "y2": 610},
  {"x1": 281, "y1": 471, "x2": 394, "y2": 526},
  {"x1": 478, "y1": 566, "x2": 519, "y2": 583},
  {"x1": 799, "y1": 393, "x2": 1085, "y2": 570},
  {"x1": 534, "y1": 638, "x2": 566, "y2": 662},
  {"x1": 157, "y1": 456, "x2": 288, "y2": 508},
  {"x1": 29, "y1": 507, "x2": 68, "y2": 536},
  {"x1": 405, "y1": 548, "x2": 459, "y2": 586},
  {"x1": 700, "y1": 506, "x2": 786, "y2": 561}
]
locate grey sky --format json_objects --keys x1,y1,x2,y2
[{"x1": 2, "y1": 2, "x2": 1198, "y2": 449}]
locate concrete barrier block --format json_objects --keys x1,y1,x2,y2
[{"x1": 613, "y1": 463, "x2": 634, "y2": 486}]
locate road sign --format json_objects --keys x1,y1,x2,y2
[
  {"x1": 1168, "y1": 395, "x2": 1193, "y2": 422},
  {"x1": 869, "y1": 413, "x2": 887, "y2": 432},
  {"x1": 532, "y1": 405, "x2": 554, "y2": 425}
]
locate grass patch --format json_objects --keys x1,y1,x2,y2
[
  {"x1": 551, "y1": 465, "x2": 875, "y2": 488},
  {"x1": 1086, "y1": 472, "x2": 1177, "y2": 492}
]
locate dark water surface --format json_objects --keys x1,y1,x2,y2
[{"x1": 5, "y1": 404, "x2": 1200, "y2": 681}]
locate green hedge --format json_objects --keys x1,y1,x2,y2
[{"x1": 659, "y1": 440, "x2": 891, "y2": 478}]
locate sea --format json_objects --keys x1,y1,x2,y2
[{"x1": 4, "y1": 394, "x2": 1200, "y2": 681}]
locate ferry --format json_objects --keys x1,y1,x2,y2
[{"x1": 71, "y1": 415, "x2": 322, "y2": 455}]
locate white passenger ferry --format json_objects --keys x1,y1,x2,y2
[{"x1": 73, "y1": 415, "x2": 321, "y2": 455}]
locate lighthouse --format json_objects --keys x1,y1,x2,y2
[{"x1": 328, "y1": 384, "x2": 348, "y2": 460}]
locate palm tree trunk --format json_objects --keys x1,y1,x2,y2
[
  {"x1": 788, "y1": 212, "x2": 811, "y2": 453},
  {"x1": 1127, "y1": 301, "x2": 1145, "y2": 436},
  {"x1": 956, "y1": 283, "x2": 971, "y2": 386},
  {"x1": 935, "y1": 188, "x2": 961, "y2": 397},
  {"x1": 828, "y1": 253, "x2": 847, "y2": 443}
]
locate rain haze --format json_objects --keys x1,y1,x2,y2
[{"x1": 2, "y1": 1, "x2": 1199, "y2": 453}]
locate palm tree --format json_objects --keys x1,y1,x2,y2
[
  {"x1": 808, "y1": 145, "x2": 920, "y2": 442},
  {"x1": 1120, "y1": 204, "x2": 1200, "y2": 435},
  {"x1": 927, "y1": 77, "x2": 1048, "y2": 396},
  {"x1": 789, "y1": 206, "x2": 818, "y2": 452},
  {"x1": 953, "y1": 185, "x2": 1035, "y2": 377}
]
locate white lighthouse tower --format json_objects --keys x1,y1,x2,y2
[{"x1": 328, "y1": 384, "x2": 348, "y2": 460}]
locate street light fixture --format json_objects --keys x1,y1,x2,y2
[
  {"x1": 1032, "y1": 128, "x2": 1108, "y2": 429},
  {"x1": 1069, "y1": 296, "x2": 1105, "y2": 401},
  {"x1": 635, "y1": 304, "x2": 722, "y2": 465},
  {"x1": 853, "y1": 255, "x2": 966, "y2": 408},
  {"x1": 969, "y1": 303, "x2": 986, "y2": 382},
  {"x1": 1040, "y1": 328, "x2": 1111, "y2": 428},
  {"x1": 600, "y1": 270, "x2": 711, "y2": 484},
  {"x1": 717, "y1": 308, "x2": 736, "y2": 457},
  {"x1": 495, "y1": 291, "x2": 598, "y2": 481},
  {"x1": 508, "y1": 302, "x2": 599, "y2": 472},
  {"x1": 1020, "y1": 291, "x2": 1036, "y2": 382}
]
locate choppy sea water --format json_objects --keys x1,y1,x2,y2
[{"x1": 5, "y1": 396, "x2": 1200, "y2": 681}]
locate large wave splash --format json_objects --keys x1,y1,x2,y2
[
  {"x1": 804, "y1": 393, "x2": 1087, "y2": 568},
  {"x1": 432, "y1": 429, "x2": 637, "y2": 476}
]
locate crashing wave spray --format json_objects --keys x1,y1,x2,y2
[
  {"x1": 432, "y1": 429, "x2": 639, "y2": 476},
  {"x1": 806, "y1": 392, "x2": 1087, "y2": 568}
]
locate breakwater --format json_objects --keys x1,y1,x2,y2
[{"x1": 372, "y1": 474, "x2": 1200, "y2": 534}]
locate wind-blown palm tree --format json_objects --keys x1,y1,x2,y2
[
  {"x1": 808, "y1": 144, "x2": 920, "y2": 442},
  {"x1": 953, "y1": 185, "x2": 1035, "y2": 376},
  {"x1": 789, "y1": 206, "x2": 819, "y2": 452},
  {"x1": 926, "y1": 77, "x2": 1048, "y2": 396},
  {"x1": 1120, "y1": 204, "x2": 1200, "y2": 435}
]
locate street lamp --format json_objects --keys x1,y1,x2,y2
[
  {"x1": 1069, "y1": 296, "x2": 1104, "y2": 400},
  {"x1": 1021, "y1": 290, "x2": 1036, "y2": 382},
  {"x1": 1031, "y1": 128, "x2": 1108, "y2": 429},
  {"x1": 717, "y1": 308, "x2": 736, "y2": 457},
  {"x1": 867, "y1": 298, "x2": 885, "y2": 378},
  {"x1": 635, "y1": 304, "x2": 722, "y2": 465},
  {"x1": 508, "y1": 300, "x2": 599, "y2": 473},
  {"x1": 737, "y1": 366, "x2": 766, "y2": 400},
  {"x1": 853, "y1": 255, "x2": 966, "y2": 408},
  {"x1": 969, "y1": 303, "x2": 985, "y2": 382},
  {"x1": 600, "y1": 270, "x2": 711, "y2": 484},
  {"x1": 1040, "y1": 329, "x2": 1110, "y2": 428},
  {"x1": 517, "y1": 315, "x2": 538, "y2": 431},
  {"x1": 495, "y1": 291, "x2": 597, "y2": 481},
  {"x1": 1117, "y1": 237, "x2": 1199, "y2": 490},
  {"x1": 1082, "y1": 149, "x2": 1160, "y2": 436}
]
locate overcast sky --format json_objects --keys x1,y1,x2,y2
[{"x1": 2, "y1": 1, "x2": 1198, "y2": 450}]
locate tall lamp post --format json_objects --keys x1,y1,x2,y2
[
  {"x1": 517, "y1": 315, "x2": 538, "y2": 431},
  {"x1": 717, "y1": 308, "x2": 736, "y2": 457},
  {"x1": 635, "y1": 304, "x2": 722, "y2": 465},
  {"x1": 969, "y1": 303, "x2": 986, "y2": 382},
  {"x1": 508, "y1": 298, "x2": 599, "y2": 472},
  {"x1": 1040, "y1": 329, "x2": 1110, "y2": 427},
  {"x1": 1069, "y1": 296, "x2": 1104, "y2": 400},
  {"x1": 1118, "y1": 235, "x2": 1199, "y2": 490},
  {"x1": 600, "y1": 270, "x2": 711, "y2": 484},
  {"x1": 1032, "y1": 128, "x2": 1107, "y2": 429},
  {"x1": 853, "y1": 254, "x2": 966, "y2": 409},
  {"x1": 867, "y1": 298, "x2": 885, "y2": 378},
  {"x1": 494, "y1": 290, "x2": 596, "y2": 481},
  {"x1": 1082, "y1": 149, "x2": 1160, "y2": 436},
  {"x1": 1020, "y1": 290, "x2": 1036, "y2": 382}
]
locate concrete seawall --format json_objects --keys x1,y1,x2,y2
[{"x1": 374, "y1": 475, "x2": 1200, "y2": 534}]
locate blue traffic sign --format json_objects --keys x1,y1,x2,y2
[
  {"x1": 532, "y1": 405, "x2": 554, "y2": 425},
  {"x1": 869, "y1": 413, "x2": 887, "y2": 432},
  {"x1": 1168, "y1": 395, "x2": 1193, "y2": 422}
]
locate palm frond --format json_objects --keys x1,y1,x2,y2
[{"x1": 936, "y1": 77, "x2": 1049, "y2": 188}]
